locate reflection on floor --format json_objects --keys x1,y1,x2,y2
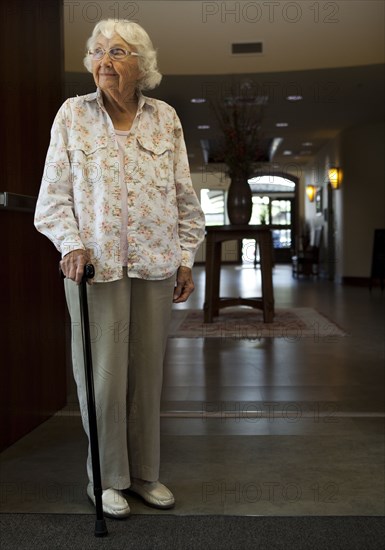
[{"x1": 1, "y1": 265, "x2": 384, "y2": 516}]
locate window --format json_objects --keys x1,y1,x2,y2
[
  {"x1": 271, "y1": 199, "x2": 292, "y2": 249},
  {"x1": 200, "y1": 189, "x2": 225, "y2": 226},
  {"x1": 250, "y1": 195, "x2": 270, "y2": 224}
]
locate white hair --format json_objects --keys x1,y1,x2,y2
[{"x1": 83, "y1": 19, "x2": 162, "y2": 91}]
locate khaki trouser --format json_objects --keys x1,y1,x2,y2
[{"x1": 64, "y1": 271, "x2": 175, "y2": 490}]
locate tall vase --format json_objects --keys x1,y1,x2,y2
[{"x1": 227, "y1": 173, "x2": 252, "y2": 225}]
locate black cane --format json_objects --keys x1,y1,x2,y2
[{"x1": 61, "y1": 264, "x2": 108, "y2": 537}]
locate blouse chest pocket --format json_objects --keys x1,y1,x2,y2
[
  {"x1": 67, "y1": 133, "x2": 109, "y2": 157},
  {"x1": 67, "y1": 138, "x2": 111, "y2": 187},
  {"x1": 136, "y1": 137, "x2": 174, "y2": 187}
]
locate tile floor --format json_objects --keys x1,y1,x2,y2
[{"x1": 1, "y1": 265, "x2": 384, "y2": 517}]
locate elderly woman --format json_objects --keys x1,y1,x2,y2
[{"x1": 35, "y1": 19, "x2": 205, "y2": 518}]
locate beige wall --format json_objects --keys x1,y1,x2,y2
[
  {"x1": 303, "y1": 135, "x2": 341, "y2": 278},
  {"x1": 340, "y1": 122, "x2": 385, "y2": 278},
  {"x1": 303, "y1": 122, "x2": 385, "y2": 280}
]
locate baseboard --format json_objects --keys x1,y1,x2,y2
[{"x1": 342, "y1": 276, "x2": 383, "y2": 287}]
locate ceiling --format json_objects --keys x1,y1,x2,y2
[{"x1": 64, "y1": 1, "x2": 385, "y2": 171}]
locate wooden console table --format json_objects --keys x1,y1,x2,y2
[{"x1": 203, "y1": 225, "x2": 275, "y2": 323}]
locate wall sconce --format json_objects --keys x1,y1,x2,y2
[
  {"x1": 328, "y1": 167, "x2": 342, "y2": 189},
  {"x1": 306, "y1": 184, "x2": 316, "y2": 202}
]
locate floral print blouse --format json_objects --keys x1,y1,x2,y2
[{"x1": 34, "y1": 89, "x2": 205, "y2": 282}]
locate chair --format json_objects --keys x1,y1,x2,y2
[{"x1": 292, "y1": 226, "x2": 323, "y2": 278}]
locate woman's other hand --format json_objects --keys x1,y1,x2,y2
[
  {"x1": 60, "y1": 249, "x2": 89, "y2": 285},
  {"x1": 173, "y1": 266, "x2": 195, "y2": 303}
]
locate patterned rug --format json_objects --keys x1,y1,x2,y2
[{"x1": 169, "y1": 307, "x2": 347, "y2": 340}]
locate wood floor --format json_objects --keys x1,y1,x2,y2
[{"x1": 1, "y1": 265, "x2": 384, "y2": 516}]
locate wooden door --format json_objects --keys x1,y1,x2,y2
[{"x1": 0, "y1": 0, "x2": 66, "y2": 451}]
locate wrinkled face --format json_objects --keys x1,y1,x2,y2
[{"x1": 90, "y1": 33, "x2": 141, "y2": 96}]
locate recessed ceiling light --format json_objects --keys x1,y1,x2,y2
[
  {"x1": 191, "y1": 98, "x2": 206, "y2": 104},
  {"x1": 286, "y1": 95, "x2": 303, "y2": 101},
  {"x1": 276, "y1": 122, "x2": 288, "y2": 127},
  {"x1": 302, "y1": 141, "x2": 313, "y2": 146},
  {"x1": 283, "y1": 150, "x2": 292, "y2": 155},
  {"x1": 197, "y1": 125, "x2": 210, "y2": 130}
]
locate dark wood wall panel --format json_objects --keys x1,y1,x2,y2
[
  {"x1": 1, "y1": 0, "x2": 64, "y2": 196},
  {"x1": 0, "y1": 212, "x2": 67, "y2": 450},
  {"x1": 0, "y1": 0, "x2": 66, "y2": 451}
]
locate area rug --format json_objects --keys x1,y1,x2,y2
[{"x1": 169, "y1": 307, "x2": 346, "y2": 339}]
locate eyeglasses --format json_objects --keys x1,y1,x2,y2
[{"x1": 88, "y1": 47, "x2": 140, "y2": 61}]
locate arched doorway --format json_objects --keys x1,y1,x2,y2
[{"x1": 244, "y1": 171, "x2": 299, "y2": 264}]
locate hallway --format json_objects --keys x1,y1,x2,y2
[{"x1": 1, "y1": 265, "x2": 384, "y2": 517}]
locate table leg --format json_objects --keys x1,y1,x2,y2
[
  {"x1": 204, "y1": 239, "x2": 221, "y2": 323},
  {"x1": 259, "y1": 232, "x2": 274, "y2": 322}
]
